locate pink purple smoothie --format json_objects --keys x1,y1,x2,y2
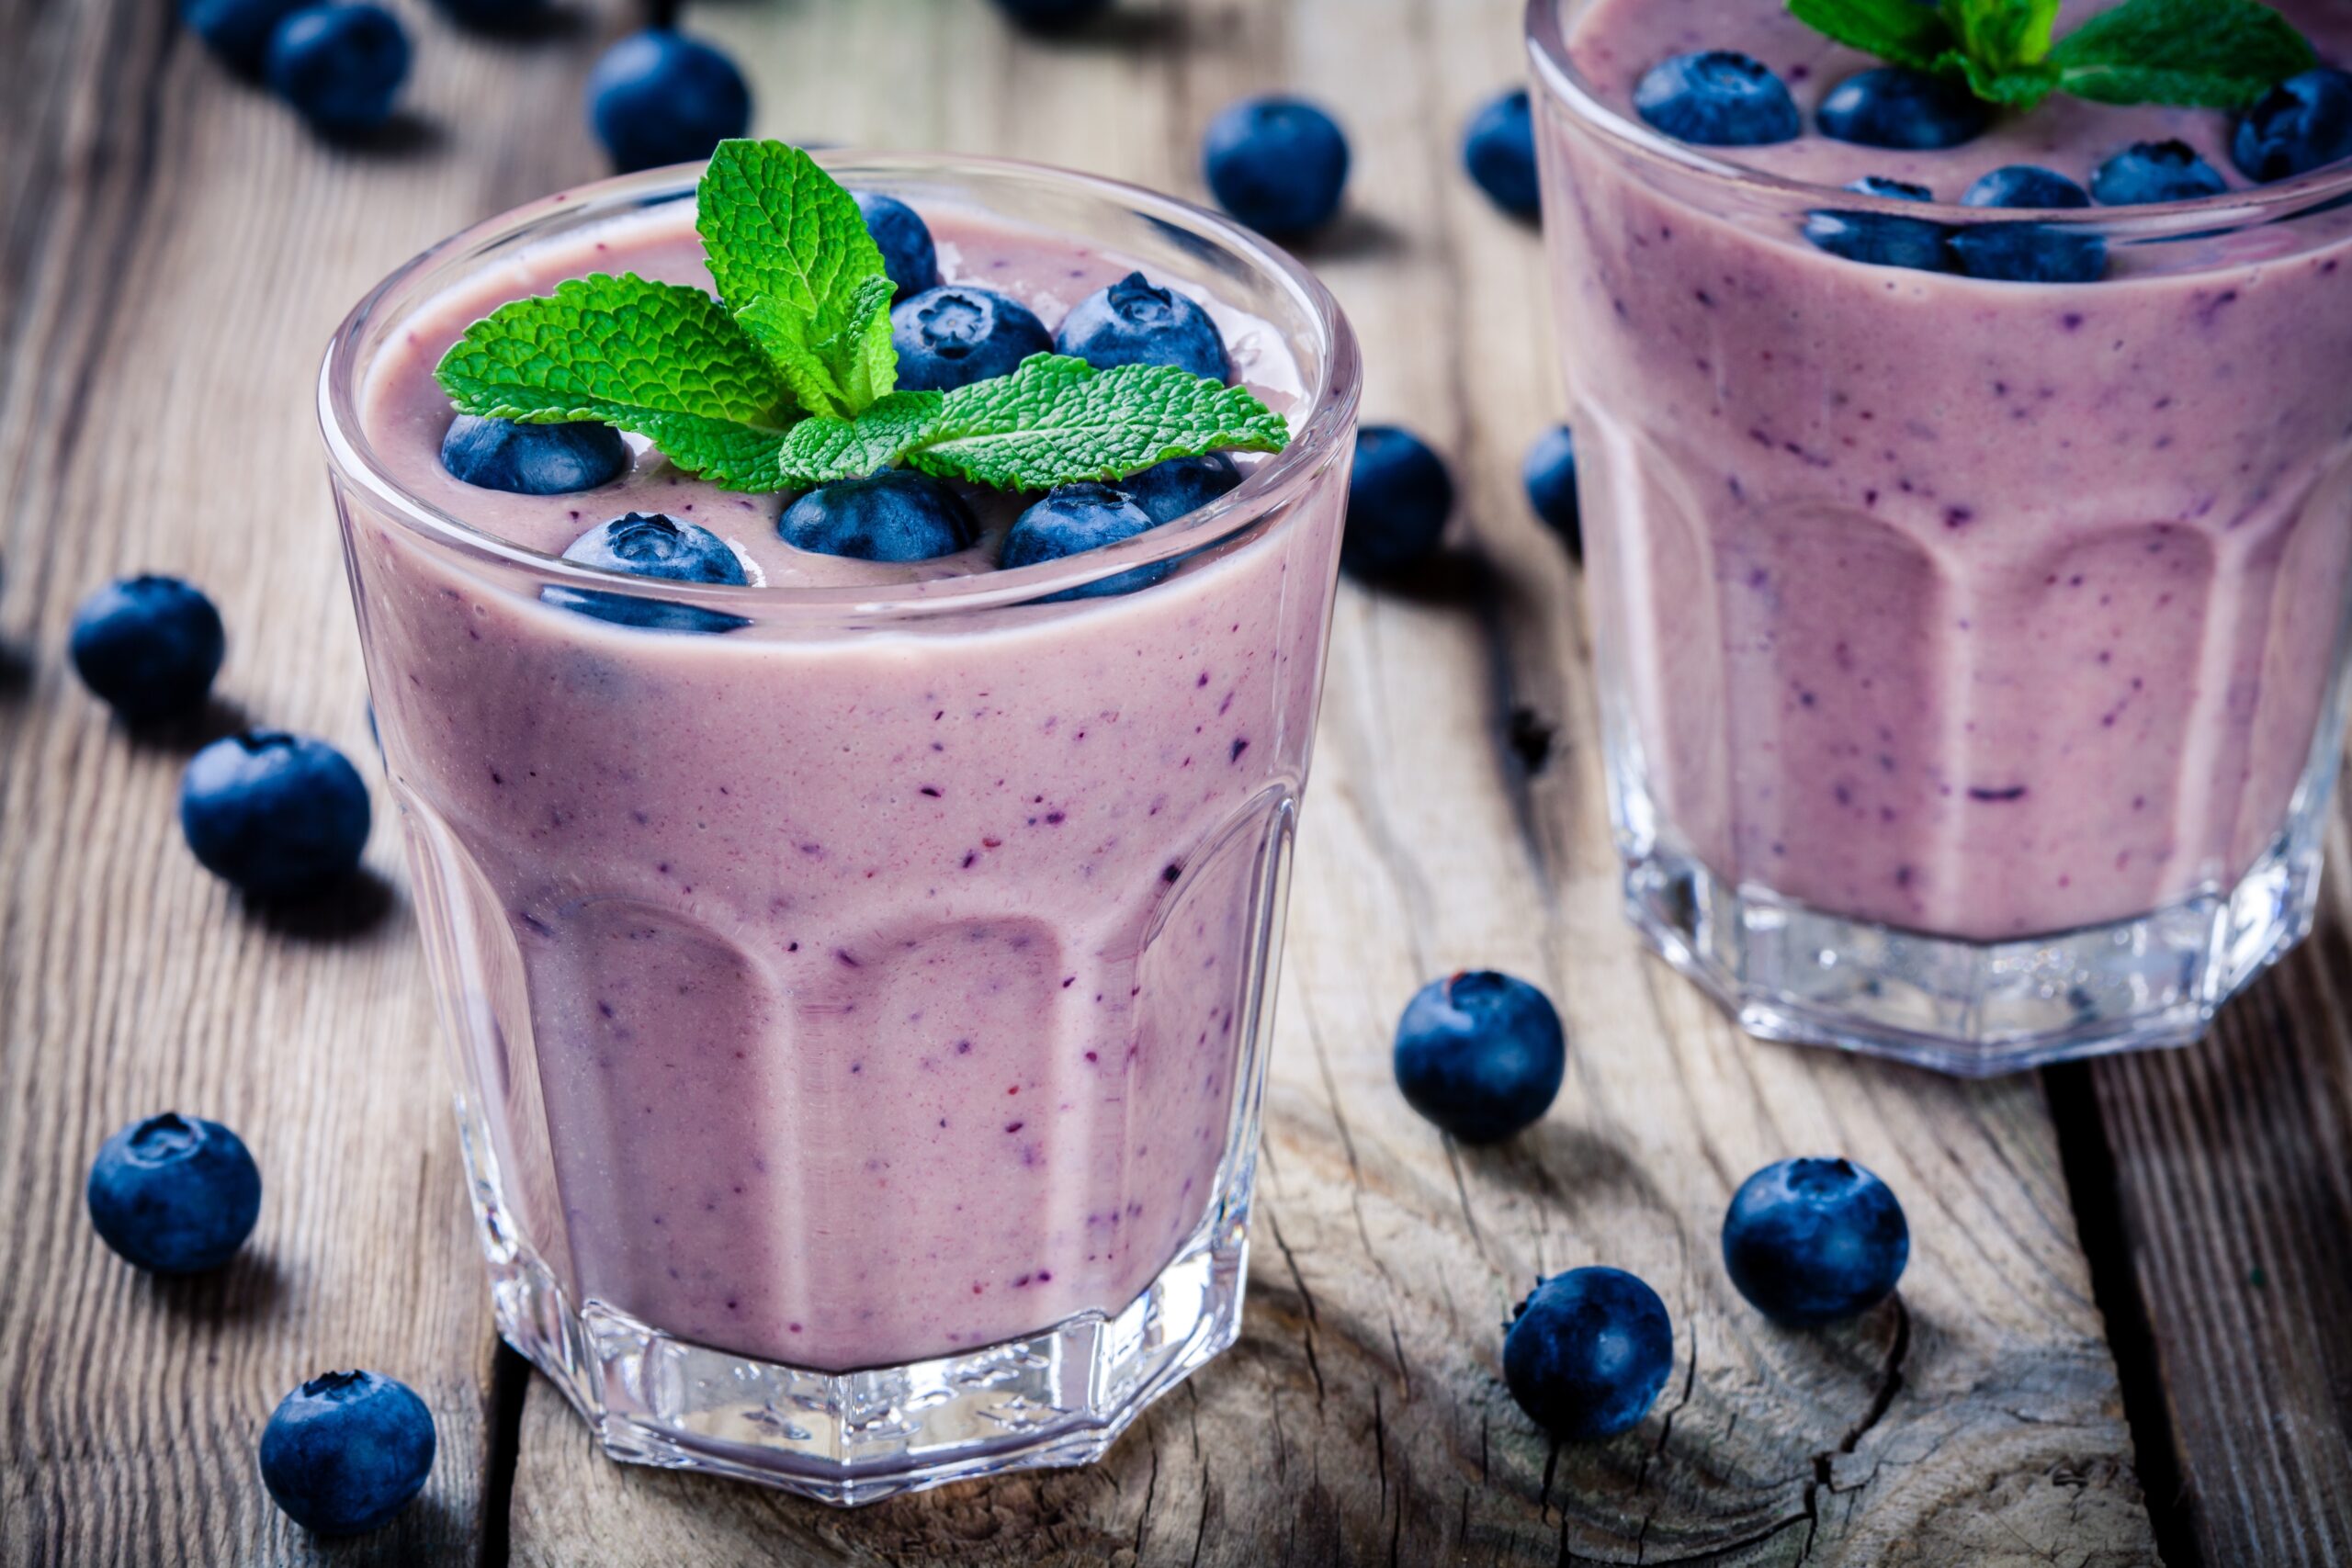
[
  {"x1": 345, "y1": 200, "x2": 1344, "y2": 1371},
  {"x1": 1544, "y1": 0, "x2": 2352, "y2": 940}
]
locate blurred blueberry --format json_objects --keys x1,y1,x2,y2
[
  {"x1": 1722, "y1": 1156, "x2": 1910, "y2": 1325},
  {"x1": 260, "y1": 1371, "x2": 435, "y2": 1536},
  {"x1": 586, "y1": 30, "x2": 752, "y2": 174},
  {"x1": 891, "y1": 285, "x2": 1054, "y2": 392},
  {"x1": 425, "y1": 0, "x2": 544, "y2": 32},
  {"x1": 439, "y1": 416, "x2": 628, "y2": 495},
  {"x1": 1392, "y1": 970, "x2": 1566, "y2": 1143},
  {"x1": 1633, "y1": 51, "x2": 1798, "y2": 147},
  {"x1": 1203, "y1": 96, "x2": 1351, "y2": 235},
  {"x1": 989, "y1": 0, "x2": 1110, "y2": 28},
  {"x1": 548, "y1": 512, "x2": 751, "y2": 633},
  {"x1": 69, "y1": 575, "x2": 226, "y2": 725},
  {"x1": 1962, "y1": 164, "x2": 2092, "y2": 209},
  {"x1": 179, "y1": 0, "x2": 304, "y2": 75},
  {"x1": 1054, "y1": 271, "x2": 1229, "y2": 381},
  {"x1": 85, "y1": 1113, "x2": 261, "y2": 1274},
  {"x1": 2234, "y1": 67, "x2": 2352, "y2": 183},
  {"x1": 1522, "y1": 425, "x2": 1580, "y2": 558},
  {"x1": 1504, "y1": 1268, "x2": 1675, "y2": 1441},
  {"x1": 1118, "y1": 453, "x2": 1242, "y2": 524},
  {"x1": 1804, "y1": 175, "x2": 1951, "y2": 271},
  {"x1": 1817, "y1": 66, "x2": 1989, "y2": 151},
  {"x1": 1341, "y1": 425, "x2": 1453, "y2": 578},
  {"x1": 1001, "y1": 482, "x2": 1169, "y2": 600},
  {"x1": 180, "y1": 732, "x2": 371, "y2": 898},
  {"x1": 1463, "y1": 88, "x2": 1541, "y2": 218},
  {"x1": 853, "y1": 192, "x2": 941, "y2": 302},
  {"x1": 2092, "y1": 140, "x2": 2228, "y2": 205},
  {"x1": 266, "y1": 5, "x2": 410, "y2": 138},
  {"x1": 778, "y1": 472, "x2": 977, "y2": 563}
]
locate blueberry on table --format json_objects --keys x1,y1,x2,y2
[
  {"x1": 85, "y1": 1113, "x2": 261, "y2": 1274},
  {"x1": 1054, "y1": 272, "x2": 1230, "y2": 382},
  {"x1": 2091, "y1": 140, "x2": 2228, "y2": 206},
  {"x1": 1722, "y1": 1156, "x2": 1910, "y2": 1325},
  {"x1": 988, "y1": 0, "x2": 1111, "y2": 28},
  {"x1": 1817, "y1": 66, "x2": 1990, "y2": 152},
  {"x1": 549, "y1": 512, "x2": 752, "y2": 632},
  {"x1": 1341, "y1": 424, "x2": 1453, "y2": 578},
  {"x1": 260, "y1": 1371, "x2": 435, "y2": 1536},
  {"x1": 1392, "y1": 970, "x2": 1566, "y2": 1143},
  {"x1": 853, "y1": 191, "x2": 941, "y2": 302},
  {"x1": 1463, "y1": 88, "x2": 1541, "y2": 219},
  {"x1": 1522, "y1": 425, "x2": 1580, "y2": 558},
  {"x1": 439, "y1": 415, "x2": 628, "y2": 495},
  {"x1": 69, "y1": 575, "x2": 226, "y2": 725},
  {"x1": 586, "y1": 30, "x2": 752, "y2": 175},
  {"x1": 179, "y1": 0, "x2": 305, "y2": 75},
  {"x1": 1202, "y1": 96, "x2": 1351, "y2": 236},
  {"x1": 1000, "y1": 482, "x2": 1169, "y2": 600},
  {"x1": 891, "y1": 285, "x2": 1054, "y2": 392},
  {"x1": 2234, "y1": 68, "x2": 2352, "y2": 184},
  {"x1": 1962, "y1": 165, "x2": 2092, "y2": 210},
  {"x1": 1118, "y1": 452, "x2": 1243, "y2": 525},
  {"x1": 1504, "y1": 1267, "x2": 1674, "y2": 1441},
  {"x1": 1804, "y1": 175, "x2": 1952, "y2": 273},
  {"x1": 1632, "y1": 51, "x2": 1799, "y2": 148},
  {"x1": 265, "y1": 5, "x2": 410, "y2": 139},
  {"x1": 778, "y1": 473, "x2": 978, "y2": 563},
  {"x1": 180, "y1": 731, "x2": 371, "y2": 898}
]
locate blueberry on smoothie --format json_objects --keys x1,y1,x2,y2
[
  {"x1": 69, "y1": 575, "x2": 226, "y2": 725},
  {"x1": 1633, "y1": 51, "x2": 1799, "y2": 147},
  {"x1": 266, "y1": 4, "x2": 410, "y2": 138},
  {"x1": 1341, "y1": 425, "x2": 1453, "y2": 578},
  {"x1": 1503, "y1": 1268, "x2": 1674, "y2": 1442},
  {"x1": 1000, "y1": 482, "x2": 1169, "y2": 600},
  {"x1": 260, "y1": 1371, "x2": 435, "y2": 1536},
  {"x1": 1817, "y1": 66, "x2": 1990, "y2": 151},
  {"x1": 1202, "y1": 96, "x2": 1351, "y2": 235},
  {"x1": 1962, "y1": 165, "x2": 2092, "y2": 209},
  {"x1": 85, "y1": 1113, "x2": 261, "y2": 1274},
  {"x1": 179, "y1": 0, "x2": 304, "y2": 75},
  {"x1": 989, "y1": 0, "x2": 1110, "y2": 28},
  {"x1": 586, "y1": 30, "x2": 752, "y2": 174},
  {"x1": 1804, "y1": 176, "x2": 1952, "y2": 272},
  {"x1": 891, "y1": 285, "x2": 1054, "y2": 392},
  {"x1": 1722, "y1": 1157, "x2": 1910, "y2": 1326},
  {"x1": 548, "y1": 512, "x2": 752, "y2": 632},
  {"x1": 1055, "y1": 272, "x2": 1230, "y2": 382},
  {"x1": 2234, "y1": 67, "x2": 2352, "y2": 184},
  {"x1": 778, "y1": 472, "x2": 978, "y2": 563},
  {"x1": 1949, "y1": 164, "x2": 2107, "y2": 282},
  {"x1": 439, "y1": 415, "x2": 628, "y2": 495},
  {"x1": 1118, "y1": 452, "x2": 1243, "y2": 525},
  {"x1": 1522, "y1": 425, "x2": 1580, "y2": 558},
  {"x1": 2092, "y1": 140, "x2": 2228, "y2": 205},
  {"x1": 1463, "y1": 88, "x2": 1541, "y2": 219},
  {"x1": 1392, "y1": 970, "x2": 1566, "y2": 1143},
  {"x1": 853, "y1": 192, "x2": 941, "y2": 302},
  {"x1": 181, "y1": 732, "x2": 372, "y2": 897}
]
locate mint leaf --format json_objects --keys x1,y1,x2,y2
[
  {"x1": 2052, "y1": 0, "x2": 2315, "y2": 108},
  {"x1": 739, "y1": 274, "x2": 899, "y2": 422},
  {"x1": 1939, "y1": 0, "x2": 2059, "y2": 72},
  {"x1": 436, "y1": 273, "x2": 793, "y2": 490},
  {"x1": 777, "y1": 392, "x2": 946, "y2": 485},
  {"x1": 1942, "y1": 49, "x2": 2061, "y2": 107},
  {"x1": 1788, "y1": 0, "x2": 1953, "y2": 71}
]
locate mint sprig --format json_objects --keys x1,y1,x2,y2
[
  {"x1": 1791, "y1": 0, "x2": 2316, "y2": 111},
  {"x1": 435, "y1": 139, "x2": 1291, "y2": 495}
]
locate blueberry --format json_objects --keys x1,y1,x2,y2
[
  {"x1": 1817, "y1": 67, "x2": 1990, "y2": 151},
  {"x1": 180, "y1": 732, "x2": 371, "y2": 898},
  {"x1": 425, "y1": 0, "x2": 543, "y2": 31},
  {"x1": 265, "y1": 5, "x2": 410, "y2": 138},
  {"x1": 1341, "y1": 425, "x2": 1453, "y2": 578},
  {"x1": 1392, "y1": 970, "x2": 1566, "y2": 1143},
  {"x1": 1202, "y1": 96, "x2": 1351, "y2": 235},
  {"x1": 1054, "y1": 272, "x2": 1230, "y2": 382},
  {"x1": 1949, "y1": 221, "x2": 2107, "y2": 283},
  {"x1": 85, "y1": 1113, "x2": 261, "y2": 1274},
  {"x1": 1118, "y1": 453, "x2": 1243, "y2": 525},
  {"x1": 1633, "y1": 51, "x2": 1799, "y2": 148},
  {"x1": 853, "y1": 192, "x2": 940, "y2": 303},
  {"x1": 586, "y1": 30, "x2": 752, "y2": 175},
  {"x1": 439, "y1": 416, "x2": 628, "y2": 495},
  {"x1": 2234, "y1": 67, "x2": 2352, "y2": 184},
  {"x1": 989, "y1": 0, "x2": 1110, "y2": 28},
  {"x1": 1522, "y1": 425, "x2": 1580, "y2": 558},
  {"x1": 2092, "y1": 140, "x2": 2228, "y2": 205},
  {"x1": 1722, "y1": 1156, "x2": 1910, "y2": 1325},
  {"x1": 179, "y1": 0, "x2": 305, "y2": 75},
  {"x1": 260, "y1": 1371, "x2": 435, "y2": 1536},
  {"x1": 1463, "y1": 88, "x2": 1541, "y2": 219},
  {"x1": 1000, "y1": 482, "x2": 1169, "y2": 600},
  {"x1": 69, "y1": 575, "x2": 227, "y2": 725},
  {"x1": 1962, "y1": 164, "x2": 2091, "y2": 209},
  {"x1": 1804, "y1": 176, "x2": 1951, "y2": 272},
  {"x1": 778, "y1": 472, "x2": 977, "y2": 563},
  {"x1": 548, "y1": 513, "x2": 751, "y2": 633},
  {"x1": 891, "y1": 286, "x2": 1054, "y2": 392},
  {"x1": 1503, "y1": 1268, "x2": 1675, "y2": 1442}
]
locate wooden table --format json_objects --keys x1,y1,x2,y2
[{"x1": 3, "y1": 0, "x2": 2347, "y2": 1562}]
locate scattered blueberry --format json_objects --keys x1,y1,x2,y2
[
  {"x1": 1054, "y1": 272, "x2": 1230, "y2": 382},
  {"x1": 69, "y1": 576, "x2": 226, "y2": 725},
  {"x1": 1632, "y1": 51, "x2": 1799, "y2": 148},
  {"x1": 1804, "y1": 175, "x2": 1951, "y2": 272},
  {"x1": 2092, "y1": 140, "x2": 2228, "y2": 206},
  {"x1": 1463, "y1": 88, "x2": 1541, "y2": 219},
  {"x1": 180, "y1": 732, "x2": 371, "y2": 898},
  {"x1": 548, "y1": 513, "x2": 751, "y2": 633},
  {"x1": 2234, "y1": 67, "x2": 2352, "y2": 184},
  {"x1": 1817, "y1": 66, "x2": 1989, "y2": 151},
  {"x1": 438, "y1": 416, "x2": 628, "y2": 495},
  {"x1": 1118, "y1": 453, "x2": 1243, "y2": 525},
  {"x1": 989, "y1": 0, "x2": 1110, "y2": 27},
  {"x1": 1392, "y1": 970, "x2": 1566, "y2": 1143},
  {"x1": 1202, "y1": 96, "x2": 1351, "y2": 235},
  {"x1": 778, "y1": 472, "x2": 977, "y2": 563},
  {"x1": 853, "y1": 192, "x2": 941, "y2": 302},
  {"x1": 179, "y1": 0, "x2": 305, "y2": 75},
  {"x1": 1341, "y1": 425, "x2": 1453, "y2": 577},
  {"x1": 1000, "y1": 482, "x2": 1169, "y2": 600},
  {"x1": 1522, "y1": 426, "x2": 1580, "y2": 558},
  {"x1": 85, "y1": 1113, "x2": 261, "y2": 1274},
  {"x1": 891, "y1": 285, "x2": 1054, "y2": 392},
  {"x1": 586, "y1": 30, "x2": 752, "y2": 175},
  {"x1": 265, "y1": 5, "x2": 410, "y2": 138},
  {"x1": 1722, "y1": 1156, "x2": 1910, "y2": 1326},
  {"x1": 260, "y1": 1371, "x2": 436, "y2": 1536},
  {"x1": 425, "y1": 0, "x2": 544, "y2": 31},
  {"x1": 1962, "y1": 164, "x2": 2092, "y2": 209},
  {"x1": 1503, "y1": 1268, "x2": 1674, "y2": 1442}
]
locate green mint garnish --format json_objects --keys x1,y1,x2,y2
[
  {"x1": 1790, "y1": 0, "x2": 2316, "y2": 111},
  {"x1": 436, "y1": 139, "x2": 1290, "y2": 494}
]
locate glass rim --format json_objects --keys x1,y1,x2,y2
[
  {"x1": 1521, "y1": 0, "x2": 2352, "y2": 228},
  {"x1": 318, "y1": 151, "x2": 1362, "y2": 622}
]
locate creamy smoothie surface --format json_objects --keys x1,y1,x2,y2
[
  {"x1": 346, "y1": 199, "x2": 1345, "y2": 1370},
  {"x1": 1546, "y1": 0, "x2": 2352, "y2": 941}
]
